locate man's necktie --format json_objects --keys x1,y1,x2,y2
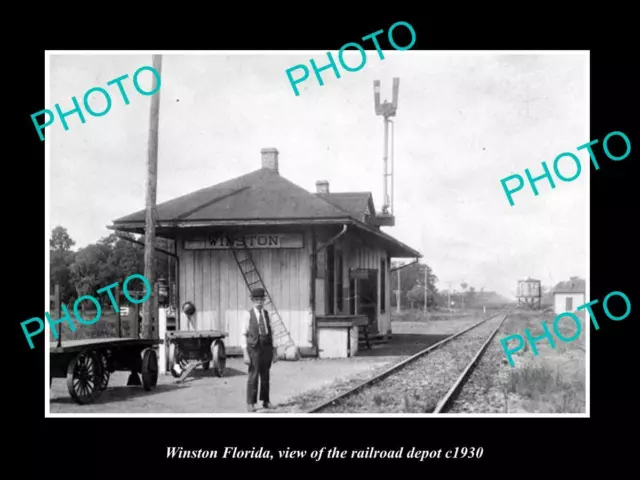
[{"x1": 258, "y1": 309, "x2": 267, "y2": 335}]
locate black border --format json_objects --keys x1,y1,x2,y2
[{"x1": 12, "y1": 14, "x2": 636, "y2": 474}]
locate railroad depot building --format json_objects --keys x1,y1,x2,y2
[{"x1": 109, "y1": 148, "x2": 421, "y2": 359}]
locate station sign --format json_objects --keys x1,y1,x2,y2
[{"x1": 184, "y1": 233, "x2": 304, "y2": 250}]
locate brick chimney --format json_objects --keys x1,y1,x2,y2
[
  {"x1": 316, "y1": 180, "x2": 329, "y2": 193},
  {"x1": 261, "y1": 148, "x2": 279, "y2": 173}
]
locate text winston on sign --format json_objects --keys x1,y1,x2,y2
[{"x1": 184, "y1": 233, "x2": 304, "y2": 250}]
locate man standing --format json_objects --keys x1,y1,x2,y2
[{"x1": 240, "y1": 288, "x2": 277, "y2": 412}]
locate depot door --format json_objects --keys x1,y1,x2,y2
[{"x1": 357, "y1": 270, "x2": 378, "y2": 335}]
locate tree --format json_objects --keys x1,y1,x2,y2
[
  {"x1": 407, "y1": 284, "x2": 423, "y2": 309},
  {"x1": 49, "y1": 225, "x2": 177, "y2": 313},
  {"x1": 50, "y1": 226, "x2": 77, "y2": 305},
  {"x1": 467, "y1": 286, "x2": 476, "y2": 305},
  {"x1": 69, "y1": 243, "x2": 112, "y2": 302},
  {"x1": 390, "y1": 261, "x2": 439, "y2": 309},
  {"x1": 51, "y1": 225, "x2": 75, "y2": 252}
]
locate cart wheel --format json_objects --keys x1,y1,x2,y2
[
  {"x1": 66, "y1": 350, "x2": 103, "y2": 405},
  {"x1": 96, "y1": 350, "x2": 110, "y2": 392},
  {"x1": 202, "y1": 353, "x2": 211, "y2": 371},
  {"x1": 141, "y1": 348, "x2": 158, "y2": 390},
  {"x1": 212, "y1": 340, "x2": 226, "y2": 377},
  {"x1": 202, "y1": 343, "x2": 213, "y2": 370}
]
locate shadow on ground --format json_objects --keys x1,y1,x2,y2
[
  {"x1": 51, "y1": 383, "x2": 183, "y2": 405},
  {"x1": 357, "y1": 333, "x2": 451, "y2": 358},
  {"x1": 179, "y1": 366, "x2": 246, "y2": 383}
]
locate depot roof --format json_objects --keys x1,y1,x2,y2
[{"x1": 108, "y1": 164, "x2": 421, "y2": 258}]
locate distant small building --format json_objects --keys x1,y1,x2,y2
[
  {"x1": 516, "y1": 277, "x2": 542, "y2": 309},
  {"x1": 553, "y1": 277, "x2": 586, "y2": 313}
]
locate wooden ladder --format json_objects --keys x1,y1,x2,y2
[{"x1": 231, "y1": 241, "x2": 296, "y2": 353}]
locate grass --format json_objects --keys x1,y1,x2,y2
[
  {"x1": 501, "y1": 309, "x2": 586, "y2": 413},
  {"x1": 391, "y1": 309, "x2": 483, "y2": 323},
  {"x1": 505, "y1": 363, "x2": 585, "y2": 413}
]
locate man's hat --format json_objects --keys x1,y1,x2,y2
[{"x1": 251, "y1": 287, "x2": 266, "y2": 299}]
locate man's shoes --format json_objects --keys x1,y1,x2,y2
[
  {"x1": 247, "y1": 404, "x2": 256, "y2": 412},
  {"x1": 262, "y1": 402, "x2": 274, "y2": 409}
]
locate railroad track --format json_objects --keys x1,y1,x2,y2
[{"x1": 306, "y1": 309, "x2": 511, "y2": 414}]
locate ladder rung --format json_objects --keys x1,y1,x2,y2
[{"x1": 231, "y1": 256, "x2": 296, "y2": 348}]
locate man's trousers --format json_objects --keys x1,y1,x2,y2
[{"x1": 247, "y1": 344, "x2": 273, "y2": 405}]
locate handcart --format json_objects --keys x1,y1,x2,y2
[
  {"x1": 50, "y1": 337, "x2": 162, "y2": 405},
  {"x1": 166, "y1": 330, "x2": 227, "y2": 382}
]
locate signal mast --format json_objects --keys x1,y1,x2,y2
[{"x1": 373, "y1": 78, "x2": 399, "y2": 227}]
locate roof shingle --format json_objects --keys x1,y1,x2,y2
[
  {"x1": 315, "y1": 192, "x2": 373, "y2": 221},
  {"x1": 109, "y1": 165, "x2": 422, "y2": 258},
  {"x1": 113, "y1": 168, "x2": 353, "y2": 224}
]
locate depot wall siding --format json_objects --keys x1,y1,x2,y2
[{"x1": 176, "y1": 231, "x2": 313, "y2": 349}]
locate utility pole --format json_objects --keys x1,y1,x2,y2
[
  {"x1": 423, "y1": 265, "x2": 428, "y2": 316},
  {"x1": 167, "y1": 239, "x2": 172, "y2": 310},
  {"x1": 396, "y1": 263, "x2": 401, "y2": 313},
  {"x1": 447, "y1": 282, "x2": 452, "y2": 311},
  {"x1": 142, "y1": 53, "x2": 163, "y2": 340}
]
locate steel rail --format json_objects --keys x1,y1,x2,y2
[
  {"x1": 306, "y1": 309, "x2": 507, "y2": 413},
  {"x1": 432, "y1": 313, "x2": 509, "y2": 413}
]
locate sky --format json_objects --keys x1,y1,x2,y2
[{"x1": 48, "y1": 51, "x2": 589, "y2": 299}]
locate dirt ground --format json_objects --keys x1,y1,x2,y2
[{"x1": 49, "y1": 315, "x2": 479, "y2": 414}]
